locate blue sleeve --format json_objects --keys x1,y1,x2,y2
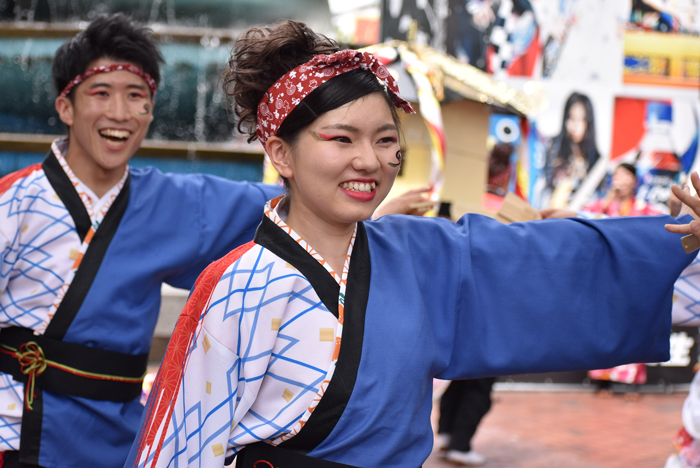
[
  {"x1": 165, "y1": 176, "x2": 282, "y2": 289},
  {"x1": 429, "y1": 214, "x2": 695, "y2": 379}
]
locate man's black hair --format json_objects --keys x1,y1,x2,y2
[{"x1": 52, "y1": 13, "x2": 164, "y2": 97}]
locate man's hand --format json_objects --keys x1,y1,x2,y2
[
  {"x1": 539, "y1": 208, "x2": 577, "y2": 219},
  {"x1": 375, "y1": 187, "x2": 433, "y2": 217}
]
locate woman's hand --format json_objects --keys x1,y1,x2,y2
[{"x1": 664, "y1": 172, "x2": 700, "y2": 238}]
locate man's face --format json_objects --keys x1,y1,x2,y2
[{"x1": 55, "y1": 58, "x2": 154, "y2": 179}]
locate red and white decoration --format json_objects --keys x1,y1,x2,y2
[
  {"x1": 59, "y1": 63, "x2": 157, "y2": 98},
  {"x1": 256, "y1": 49, "x2": 415, "y2": 147}
]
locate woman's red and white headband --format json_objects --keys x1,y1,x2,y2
[
  {"x1": 59, "y1": 63, "x2": 157, "y2": 99},
  {"x1": 256, "y1": 49, "x2": 415, "y2": 147}
]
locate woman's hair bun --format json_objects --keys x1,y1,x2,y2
[{"x1": 223, "y1": 20, "x2": 339, "y2": 141}]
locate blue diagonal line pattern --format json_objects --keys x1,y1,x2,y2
[{"x1": 155, "y1": 245, "x2": 339, "y2": 467}]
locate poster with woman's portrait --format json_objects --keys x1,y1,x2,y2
[{"x1": 527, "y1": 85, "x2": 614, "y2": 210}]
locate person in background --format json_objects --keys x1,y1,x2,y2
[
  {"x1": 436, "y1": 376, "x2": 495, "y2": 466},
  {"x1": 545, "y1": 92, "x2": 601, "y2": 208},
  {"x1": 483, "y1": 142, "x2": 514, "y2": 212},
  {"x1": 583, "y1": 163, "x2": 662, "y2": 217}
]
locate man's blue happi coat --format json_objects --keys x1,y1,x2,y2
[{"x1": 0, "y1": 156, "x2": 279, "y2": 468}]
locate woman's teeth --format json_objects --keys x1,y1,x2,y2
[{"x1": 340, "y1": 181, "x2": 376, "y2": 193}]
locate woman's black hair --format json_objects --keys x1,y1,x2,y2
[
  {"x1": 224, "y1": 20, "x2": 401, "y2": 145},
  {"x1": 557, "y1": 92, "x2": 599, "y2": 166},
  {"x1": 616, "y1": 162, "x2": 637, "y2": 180},
  {"x1": 52, "y1": 13, "x2": 164, "y2": 98},
  {"x1": 276, "y1": 68, "x2": 401, "y2": 147}
]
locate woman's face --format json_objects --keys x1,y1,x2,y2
[
  {"x1": 282, "y1": 92, "x2": 401, "y2": 228},
  {"x1": 611, "y1": 167, "x2": 636, "y2": 198},
  {"x1": 565, "y1": 102, "x2": 587, "y2": 144}
]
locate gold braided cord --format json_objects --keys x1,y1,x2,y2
[{"x1": 0, "y1": 342, "x2": 145, "y2": 411}]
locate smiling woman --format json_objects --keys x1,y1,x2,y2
[{"x1": 128, "y1": 19, "x2": 700, "y2": 468}]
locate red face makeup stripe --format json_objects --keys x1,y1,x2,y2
[
  {"x1": 311, "y1": 131, "x2": 329, "y2": 141},
  {"x1": 256, "y1": 50, "x2": 415, "y2": 149},
  {"x1": 312, "y1": 131, "x2": 340, "y2": 141},
  {"x1": 59, "y1": 63, "x2": 157, "y2": 99}
]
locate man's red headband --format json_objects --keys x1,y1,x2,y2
[
  {"x1": 256, "y1": 50, "x2": 415, "y2": 147},
  {"x1": 59, "y1": 63, "x2": 157, "y2": 98}
]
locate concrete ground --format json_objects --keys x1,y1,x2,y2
[{"x1": 425, "y1": 390, "x2": 686, "y2": 468}]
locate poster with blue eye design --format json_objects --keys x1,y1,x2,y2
[{"x1": 489, "y1": 115, "x2": 521, "y2": 147}]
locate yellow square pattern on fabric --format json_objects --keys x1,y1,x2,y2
[
  {"x1": 282, "y1": 388, "x2": 294, "y2": 403},
  {"x1": 206, "y1": 381, "x2": 212, "y2": 395},
  {"x1": 69, "y1": 249, "x2": 79, "y2": 260},
  {"x1": 202, "y1": 335, "x2": 211, "y2": 354},
  {"x1": 271, "y1": 318, "x2": 281, "y2": 331},
  {"x1": 319, "y1": 328, "x2": 334, "y2": 342},
  {"x1": 54, "y1": 194, "x2": 61, "y2": 200},
  {"x1": 8, "y1": 404, "x2": 15, "y2": 410},
  {"x1": 21, "y1": 225, "x2": 29, "y2": 233},
  {"x1": 212, "y1": 443, "x2": 224, "y2": 457},
  {"x1": 285, "y1": 262, "x2": 297, "y2": 270}
]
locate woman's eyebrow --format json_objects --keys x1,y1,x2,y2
[
  {"x1": 320, "y1": 123, "x2": 398, "y2": 133},
  {"x1": 376, "y1": 123, "x2": 398, "y2": 133},
  {"x1": 321, "y1": 123, "x2": 358, "y2": 132}
]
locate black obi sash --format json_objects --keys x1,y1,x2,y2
[{"x1": 0, "y1": 150, "x2": 147, "y2": 465}]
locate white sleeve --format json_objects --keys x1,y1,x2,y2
[
  {"x1": 673, "y1": 252, "x2": 700, "y2": 326},
  {"x1": 683, "y1": 372, "x2": 700, "y2": 438},
  {"x1": 138, "y1": 246, "x2": 337, "y2": 468},
  {"x1": 147, "y1": 263, "x2": 276, "y2": 468},
  {"x1": 0, "y1": 229, "x2": 11, "y2": 296}
]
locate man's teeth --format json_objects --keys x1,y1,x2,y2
[
  {"x1": 340, "y1": 181, "x2": 376, "y2": 193},
  {"x1": 99, "y1": 129, "x2": 131, "y2": 140}
]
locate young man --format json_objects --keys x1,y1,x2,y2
[{"x1": 0, "y1": 14, "x2": 278, "y2": 468}]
